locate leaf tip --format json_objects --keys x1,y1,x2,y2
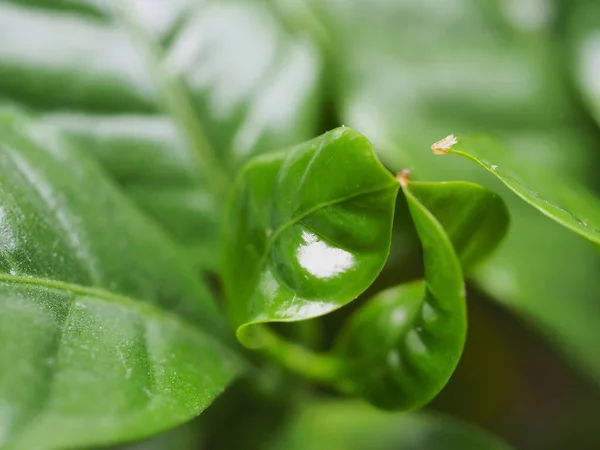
[
  {"x1": 396, "y1": 169, "x2": 411, "y2": 188},
  {"x1": 431, "y1": 134, "x2": 458, "y2": 154}
]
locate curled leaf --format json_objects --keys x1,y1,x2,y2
[
  {"x1": 221, "y1": 127, "x2": 398, "y2": 346},
  {"x1": 334, "y1": 182, "x2": 466, "y2": 410},
  {"x1": 409, "y1": 181, "x2": 509, "y2": 274}
]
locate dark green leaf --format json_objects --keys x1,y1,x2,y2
[
  {"x1": 267, "y1": 401, "x2": 511, "y2": 450},
  {"x1": 334, "y1": 183, "x2": 466, "y2": 410},
  {"x1": 442, "y1": 136, "x2": 600, "y2": 245},
  {"x1": 408, "y1": 181, "x2": 509, "y2": 273},
  {"x1": 222, "y1": 127, "x2": 398, "y2": 344},
  {"x1": 0, "y1": 112, "x2": 242, "y2": 449}
]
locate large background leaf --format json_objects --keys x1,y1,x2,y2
[
  {"x1": 0, "y1": 112, "x2": 242, "y2": 449},
  {"x1": 0, "y1": 0, "x2": 323, "y2": 270}
]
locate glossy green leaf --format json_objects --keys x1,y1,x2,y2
[
  {"x1": 409, "y1": 181, "x2": 509, "y2": 273},
  {"x1": 222, "y1": 127, "x2": 399, "y2": 344},
  {"x1": 42, "y1": 112, "x2": 221, "y2": 270},
  {"x1": 0, "y1": 112, "x2": 242, "y2": 449},
  {"x1": 267, "y1": 401, "x2": 511, "y2": 450},
  {"x1": 333, "y1": 184, "x2": 466, "y2": 410},
  {"x1": 0, "y1": 0, "x2": 322, "y2": 269},
  {"x1": 442, "y1": 136, "x2": 600, "y2": 245}
]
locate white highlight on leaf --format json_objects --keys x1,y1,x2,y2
[
  {"x1": 0, "y1": 401, "x2": 11, "y2": 445},
  {"x1": 0, "y1": 207, "x2": 17, "y2": 254},
  {"x1": 502, "y1": 0, "x2": 553, "y2": 32},
  {"x1": 390, "y1": 307, "x2": 407, "y2": 327},
  {"x1": 387, "y1": 350, "x2": 401, "y2": 368},
  {"x1": 405, "y1": 328, "x2": 427, "y2": 355},
  {"x1": 297, "y1": 231, "x2": 354, "y2": 279},
  {"x1": 580, "y1": 34, "x2": 600, "y2": 121}
]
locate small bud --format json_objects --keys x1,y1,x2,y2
[
  {"x1": 431, "y1": 134, "x2": 458, "y2": 154},
  {"x1": 396, "y1": 169, "x2": 410, "y2": 188}
]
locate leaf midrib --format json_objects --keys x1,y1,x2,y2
[
  {"x1": 242, "y1": 180, "x2": 399, "y2": 305},
  {"x1": 0, "y1": 273, "x2": 181, "y2": 324},
  {"x1": 263, "y1": 181, "x2": 398, "y2": 260}
]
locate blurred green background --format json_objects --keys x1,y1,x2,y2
[{"x1": 1, "y1": 0, "x2": 600, "y2": 448}]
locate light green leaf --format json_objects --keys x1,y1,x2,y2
[
  {"x1": 0, "y1": 111, "x2": 242, "y2": 450},
  {"x1": 333, "y1": 183, "x2": 466, "y2": 410},
  {"x1": 221, "y1": 127, "x2": 398, "y2": 345},
  {"x1": 267, "y1": 400, "x2": 511, "y2": 450},
  {"x1": 442, "y1": 136, "x2": 600, "y2": 245}
]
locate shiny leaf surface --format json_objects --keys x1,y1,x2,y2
[
  {"x1": 409, "y1": 181, "x2": 509, "y2": 273},
  {"x1": 43, "y1": 112, "x2": 220, "y2": 270},
  {"x1": 267, "y1": 401, "x2": 511, "y2": 450},
  {"x1": 221, "y1": 127, "x2": 398, "y2": 344},
  {"x1": 334, "y1": 184, "x2": 466, "y2": 410},
  {"x1": 443, "y1": 136, "x2": 600, "y2": 245},
  {"x1": 0, "y1": 112, "x2": 242, "y2": 449},
  {"x1": 0, "y1": 0, "x2": 322, "y2": 269}
]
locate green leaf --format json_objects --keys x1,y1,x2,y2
[
  {"x1": 267, "y1": 400, "x2": 512, "y2": 450},
  {"x1": 0, "y1": 111, "x2": 242, "y2": 449},
  {"x1": 441, "y1": 136, "x2": 600, "y2": 245},
  {"x1": 408, "y1": 181, "x2": 509, "y2": 273},
  {"x1": 0, "y1": 0, "x2": 323, "y2": 269},
  {"x1": 222, "y1": 127, "x2": 399, "y2": 344},
  {"x1": 333, "y1": 183, "x2": 466, "y2": 410}
]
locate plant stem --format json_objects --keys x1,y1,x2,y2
[
  {"x1": 154, "y1": 71, "x2": 231, "y2": 201},
  {"x1": 270, "y1": 0, "x2": 333, "y2": 54},
  {"x1": 248, "y1": 325, "x2": 345, "y2": 386},
  {"x1": 117, "y1": 6, "x2": 231, "y2": 202}
]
